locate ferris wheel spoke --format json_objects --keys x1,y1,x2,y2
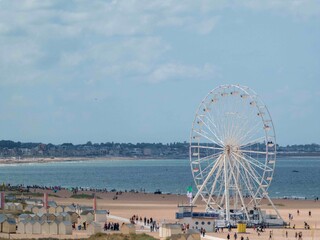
[
  {"x1": 192, "y1": 152, "x2": 222, "y2": 164},
  {"x1": 193, "y1": 130, "x2": 224, "y2": 146},
  {"x1": 232, "y1": 156, "x2": 260, "y2": 206},
  {"x1": 227, "y1": 158, "x2": 250, "y2": 220},
  {"x1": 237, "y1": 119, "x2": 262, "y2": 145},
  {"x1": 191, "y1": 145, "x2": 224, "y2": 151},
  {"x1": 195, "y1": 160, "x2": 217, "y2": 179},
  {"x1": 232, "y1": 152, "x2": 267, "y2": 188},
  {"x1": 207, "y1": 161, "x2": 224, "y2": 208},
  {"x1": 240, "y1": 149, "x2": 275, "y2": 156},
  {"x1": 240, "y1": 136, "x2": 266, "y2": 149},
  {"x1": 192, "y1": 155, "x2": 224, "y2": 205},
  {"x1": 232, "y1": 151, "x2": 267, "y2": 172},
  {"x1": 198, "y1": 115, "x2": 225, "y2": 146},
  {"x1": 241, "y1": 152, "x2": 274, "y2": 172}
]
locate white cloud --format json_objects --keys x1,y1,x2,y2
[
  {"x1": 240, "y1": 0, "x2": 320, "y2": 18},
  {"x1": 0, "y1": 0, "x2": 319, "y2": 88},
  {"x1": 147, "y1": 63, "x2": 216, "y2": 83}
]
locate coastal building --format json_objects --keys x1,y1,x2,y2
[{"x1": 176, "y1": 205, "x2": 217, "y2": 232}]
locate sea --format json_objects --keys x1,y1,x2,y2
[{"x1": 0, "y1": 157, "x2": 319, "y2": 199}]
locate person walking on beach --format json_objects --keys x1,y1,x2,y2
[
  {"x1": 227, "y1": 233, "x2": 230, "y2": 240},
  {"x1": 234, "y1": 232, "x2": 237, "y2": 240},
  {"x1": 286, "y1": 230, "x2": 288, "y2": 238}
]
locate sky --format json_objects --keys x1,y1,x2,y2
[{"x1": 0, "y1": 0, "x2": 319, "y2": 146}]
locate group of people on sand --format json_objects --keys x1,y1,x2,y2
[
  {"x1": 103, "y1": 222, "x2": 120, "y2": 231},
  {"x1": 130, "y1": 214, "x2": 158, "y2": 232},
  {"x1": 226, "y1": 232, "x2": 249, "y2": 240}
]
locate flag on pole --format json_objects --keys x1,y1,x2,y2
[{"x1": 187, "y1": 186, "x2": 193, "y2": 198}]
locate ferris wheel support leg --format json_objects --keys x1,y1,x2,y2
[
  {"x1": 223, "y1": 155, "x2": 230, "y2": 223},
  {"x1": 192, "y1": 156, "x2": 222, "y2": 205},
  {"x1": 263, "y1": 191, "x2": 283, "y2": 221}
]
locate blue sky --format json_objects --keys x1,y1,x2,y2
[{"x1": 0, "y1": 0, "x2": 319, "y2": 145}]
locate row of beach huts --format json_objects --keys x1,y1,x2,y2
[{"x1": 0, "y1": 192, "x2": 108, "y2": 236}]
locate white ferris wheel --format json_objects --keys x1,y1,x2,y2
[{"x1": 190, "y1": 84, "x2": 281, "y2": 222}]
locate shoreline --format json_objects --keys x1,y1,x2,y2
[
  {"x1": 1, "y1": 154, "x2": 320, "y2": 165},
  {"x1": 0, "y1": 156, "x2": 183, "y2": 165}
]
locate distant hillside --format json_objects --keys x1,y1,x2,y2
[{"x1": 0, "y1": 140, "x2": 320, "y2": 159}]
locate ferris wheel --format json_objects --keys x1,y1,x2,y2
[{"x1": 190, "y1": 84, "x2": 280, "y2": 222}]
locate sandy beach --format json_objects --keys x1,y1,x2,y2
[
  {"x1": 0, "y1": 157, "x2": 140, "y2": 165},
  {"x1": 2, "y1": 188, "x2": 318, "y2": 239}
]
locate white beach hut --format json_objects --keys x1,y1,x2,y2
[
  {"x1": 64, "y1": 205, "x2": 76, "y2": 212},
  {"x1": 59, "y1": 221, "x2": 72, "y2": 235},
  {"x1": 2, "y1": 218, "x2": 17, "y2": 233},
  {"x1": 55, "y1": 213, "x2": 63, "y2": 222},
  {"x1": 18, "y1": 214, "x2": 31, "y2": 222},
  {"x1": 41, "y1": 221, "x2": 50, "y2": 234},
  {"x1": 4, "y1": 202, "x2": 14, "y2": 211},
  {"x1": 25, "y1": 204, "x2": 33, "y2": 212},
  {"x1": 95, "y1": 210, "x2": 107, "y2": 222},
  {"x1": 25, "y1": 220, "x2": 34, "y2": 234},
  {"x1": 56, "y1": 206, "x2": 64, "y2": 213},
  {"x1": 32, "y1": 206, "x2": 41, "y2": 214},
  {"x1": 68, "y1": 211, "x2": 79, "y2": 224},
  {"x1": 32, "y1": 221, "x2": 42, "y2": 234},
  {"x1": 88, "y1": 222, "x2": 101, "y2": 234},
  {"x1": 80, "y1": 210, "x2": 94, "y2": 224},
  {"x1": 48, "y1": 201, "x2": 57, "y2": 208},
  {"x1": 49, "y1": 221, "x2": 59, "y2": 235},
  {"x1": 17, "y1": 220, "x2": 27, "y2": 234},
  {"x1": 120, "y1": 223, "x2": 136, "y2": 234},
  {"x1": 61, "y1": 212, "x2": 72, "y2": 222},
  {"x1": 14, "y1": 203, "x2": 23, "y2": 211},
  {"x1": 159, "y1": 223, "x2": 182, "y2": 238},
  {"x1": 48, "y1": 206, "x2": 57, "y2": 214}
]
